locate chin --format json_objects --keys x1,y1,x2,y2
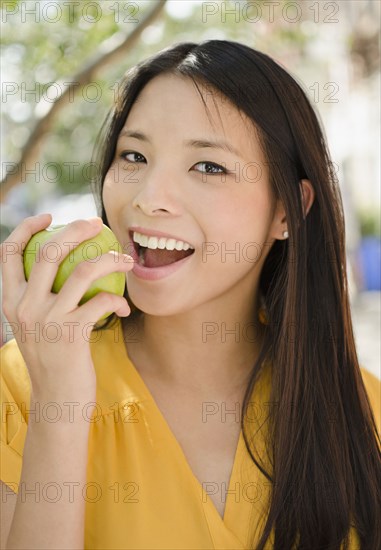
[{"x1": 126, "y1": 290, "x2": 186, "y2": 318}]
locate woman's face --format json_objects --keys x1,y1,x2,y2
[{"x1": 102, "y1": 73, "x2": 284, "y2": 316}]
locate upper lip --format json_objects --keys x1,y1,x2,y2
[{"x1": 128, "y1": 226, "x2": 195, "y2": 248}]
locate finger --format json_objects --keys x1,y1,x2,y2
[
  {"x1": 26, "y1": 218, "x2": 105, "y2": 303},
  {"x1": 51, "y1": 250, "x2": 134, "y2": 313},
  {"x1": 71, "y1": 291, "x2": 131, "y2": 328},
  {"x1": 0, "y1": 213, "x2": 52, "y2": 299}
]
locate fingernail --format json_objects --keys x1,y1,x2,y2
[{"x1": 88, "y1": 217, "x2": 103, "y2": 226}]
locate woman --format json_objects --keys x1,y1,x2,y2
[{"x1": 1, "y1": 40, "x2": 380, "y2": 549}]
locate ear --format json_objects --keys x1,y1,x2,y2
[
  {"x1": 273, "y1": 179, "x2": 315, "y2": 240},
  {"x1": 300, "y1": 179, "x2": 315, "y2": 219}
]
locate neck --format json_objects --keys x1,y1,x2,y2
[{"x1": 123, "y1": 288, "x2": 266, "y2": 400}]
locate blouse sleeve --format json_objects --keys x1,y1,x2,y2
[{"x1": 0, "y1": 338, "x2": 31, "y2": 494}]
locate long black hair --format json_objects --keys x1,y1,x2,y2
[{"x1": 91, "y1": 40, "x2": 381, "y2": 549}]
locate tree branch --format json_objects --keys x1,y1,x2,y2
[{"x1": 1, "y1": 0, "x2": 168, "y2": 203}]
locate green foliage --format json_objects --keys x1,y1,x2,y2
[
  {"x1": 1, "y1": 0, "x2": 368, "y2": 205},
  {"x1": 358, "y1": 209, "x2": 381, "y2": 238}
]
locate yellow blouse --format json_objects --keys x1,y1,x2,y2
[{"x1": 1, "y1": 317, "x2": 380, "y2": 549}]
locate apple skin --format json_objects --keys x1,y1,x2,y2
[{"x1": 23, "y1": 223, "x2": 127, "y2": 322}]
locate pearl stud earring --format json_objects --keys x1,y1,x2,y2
[{"x1": 283, "y1": 230, "x2": 289, "y2": 239}]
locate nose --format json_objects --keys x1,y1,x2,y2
[{"x1": 132, "y1": 166, "x2": 182, "y2": 216}]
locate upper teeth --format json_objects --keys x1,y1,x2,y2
[{"x1": 132, "y1": 231, "x2": 194, "y2": 251}]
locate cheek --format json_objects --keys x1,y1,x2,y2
[
  {"x1": 102, "y1": 184, "x2": 123, "y2": 248},
  {"x1": 212, "y1": 188, "x2": 270, "y2": 235},
  {"x1": 244, "y1": 162, "x2": 265, "y2": 185},
  {"x1": 102, "y1": 172, "x2": 119, "y2": 216},
  {"x1": 103, "y1": 161, "x2": 138, "y2": 211},
  {"x1": 102, "y1": 173, "x2": 133, "y2": 252},
  {"x1": 204, "y1": 193, "x2": 273, "y2": 267}
]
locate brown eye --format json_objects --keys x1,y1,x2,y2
[
  {"x1": 192, "y1": 161, "x2": 227, "y2": 174},
  {"x1": 120, "y1": 151, "x2": 146, "y2": 163}
]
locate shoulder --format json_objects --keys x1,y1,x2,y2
[
  {"x1": 0, "y1": 339, "x2": 30, "y2": 491},
  {"x1": 1, "y1": 337, "x2": 26, "y2": 368},
  {"x1": 359, "y1": 366, "x2": 381, "y2": 435},
  {"x1": 0, "y1": 339, "x2": 31, "y2": 406}
]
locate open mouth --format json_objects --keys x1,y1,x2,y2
[{"x1": 129, "y1": 231, "x2": 195, "y2": 268}]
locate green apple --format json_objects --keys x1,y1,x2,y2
[{"x1": 23, "y1": 223, "x2": 126, "y2": 322}]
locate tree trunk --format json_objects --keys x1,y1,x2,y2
[{"x1": 0, "y1": 0, "x2": 168, "y2": 203}]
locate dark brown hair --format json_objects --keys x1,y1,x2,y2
[{"x1": 91, "y1": 40, "x2": 381, "y2": 549}]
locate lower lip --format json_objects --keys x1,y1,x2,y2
[{"x1": 127, "y1": 241, "x2": 195, "y2": 281}]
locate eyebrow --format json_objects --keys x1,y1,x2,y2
[{"x1": 118, "y1": 129, "x2": 240, "y2": 157}]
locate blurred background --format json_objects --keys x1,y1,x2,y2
[{"x1": 1, "y1": 0, "x2": 380, "y2": 379}]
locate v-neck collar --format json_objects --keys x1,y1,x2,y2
[{"x1": 112, "y1": 318, "x2": 251, "y2": 545}]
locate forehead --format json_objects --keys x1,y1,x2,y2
[{"x1": 123, "y1": 73, "x2": 262, "y2": 155}]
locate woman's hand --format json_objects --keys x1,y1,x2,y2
[{"x1": 0, "y1": 214, "x2": 134, "y2": 410}]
